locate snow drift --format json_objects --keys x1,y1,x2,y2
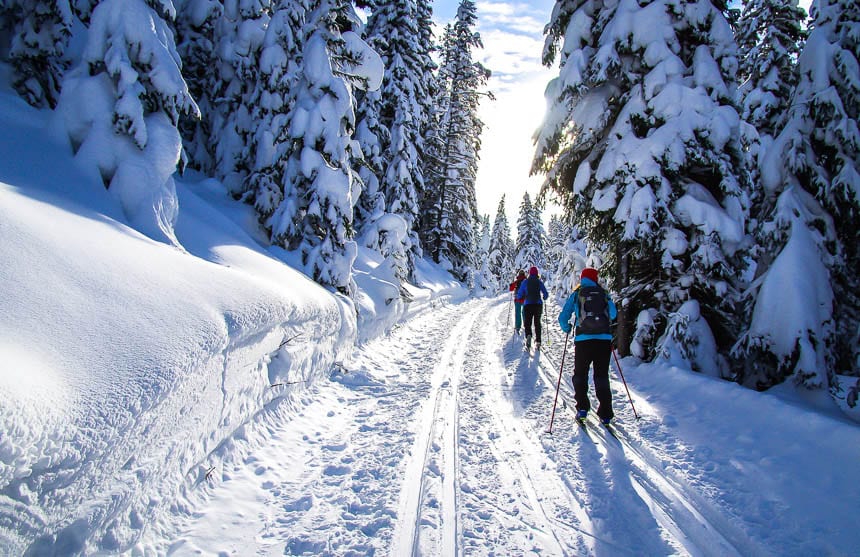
[{"x1": 0, "y1": 73, "x2": 357, "y2": 553}]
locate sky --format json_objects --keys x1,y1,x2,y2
[{"x1": 434, "y1": 0, "x2": 558, "y2": 227}]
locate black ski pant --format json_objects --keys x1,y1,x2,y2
[
  {"x1": 523, "y1": 304, "x2": 543, "y2": 342},
  {"x1": 572, "y1": 339, "x2": 613, "y2": 419}
]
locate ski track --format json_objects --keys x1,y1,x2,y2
[
  {"x1": 537, "y1": 309, "x2": 765, "y2": 557},
  {"x1": 167, "y1": 294, "x2": 775, "y2": 556}
]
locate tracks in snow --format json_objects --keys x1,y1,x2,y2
[
  {"x1": 537, "y1": 315, "x2": 763, "y2": 557},
  {"x1": 391, "y1": 300, "x2": 477, "y2": 555},
  {"x1": 392, "y1": 298, "x2": 590, "y2": 556},
  {"x1": 168, "y1": 294, "x2": 769, "y2": 556}
]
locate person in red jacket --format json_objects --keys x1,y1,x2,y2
[{"x1": 508, "y1": 269, "x2": 527, "y2": 334}]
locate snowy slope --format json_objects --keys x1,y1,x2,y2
[{"x1": 0, "y1": 70, "x2": 362, "y2": 553}]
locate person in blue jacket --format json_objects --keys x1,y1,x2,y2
[
  {"x1": 559, "y1": 267, "x2": 618, "y2": 424},
  {"x1": 517, "y1": 266, "x2": 548, "y2": 350}
]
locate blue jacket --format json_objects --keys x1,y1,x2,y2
[
  {"x1": 558, "y1": 278, "x2": 617, "y2": 341},
  {"x1": 517, "y1": 275, "x2": 548, "y2": 305}
]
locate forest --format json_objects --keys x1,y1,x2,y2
[{"x1": 1, "y1": 0, "x2": 857, "y2": 405}]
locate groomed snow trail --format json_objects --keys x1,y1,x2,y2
[{"x1": 166, "y1": 295, "x2": 774, "y2": 556}]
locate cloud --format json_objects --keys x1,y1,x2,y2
[
  {"x1": 478, "y1": 28, "x2": 546, "y2": 92},
  {"x1": 477, "y1": 1, "x2": 546, "y2": 35},
  {"x1": 471, "y1": 1, "x2": 554, "y2": 95}
]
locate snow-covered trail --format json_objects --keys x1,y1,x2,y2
[
  {"x1": 164, "y1": 295, "x2": 798, "y2": 556},
  {"x1": 168, "y1": 296, "x2": 588, "y2": 555}
]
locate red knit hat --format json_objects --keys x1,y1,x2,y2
[
  {"x1": 529, "y1": 266, "x2": 539, "y2": 276},
  {"x1": 580, "y1": 267, "x2": 599, "y2": 283}
]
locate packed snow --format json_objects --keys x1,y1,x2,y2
[{"x1": 2, "y1": 50, "x2": 860, "y2": 557}]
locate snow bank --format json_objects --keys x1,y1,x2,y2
[
  {"x1": 353, "y1": 249, "x2": 468, "y2": 343},
  {"x1": 624, "y1": 358, "x2": 860, "y2": 553},
  {"x1": 0, "y1": 69, "x2": 464, "y2": 552},
  {"x1": 0, "y1": 84, "x2": 355, "y2": 553}
]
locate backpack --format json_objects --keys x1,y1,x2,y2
[{"x1": 576, "y1": 285, "x2": 610, "y2": 335}]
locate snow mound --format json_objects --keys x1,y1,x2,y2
[{"x1": 0, "y1": 87, "x2": 355, "y2": 553}]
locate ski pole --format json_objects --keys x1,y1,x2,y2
[
  {"x1": 547, "y1": 331, "x2": 571, "y2": 434},
  {"x1": 612, "y1": 347, "x2": 640, "y2": 420}
]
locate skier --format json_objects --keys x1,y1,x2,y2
[
  {"x1": 508, "y1": 269, "x2": 527, "y2": 334},
  {"x1": 558, "y1": 267, "x2": 618, "y2": 425},
  {"x1": 517, "y1": 266, "x2": 548, "y2": 350}
]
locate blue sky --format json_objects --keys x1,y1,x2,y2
[{"x1": 433, "y1": 0, "x2": 558, "y2": 226}]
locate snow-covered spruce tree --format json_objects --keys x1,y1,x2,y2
[
  {"x1": 737, "y1": 0, "x2": 860, "y2": 389},
  {"x1": 736, "y1": 0, "x2": 806, "y2": 140},
  {"x1": 353, "y1": 90, "x2": 387, "y2": 228},
  {"x1": 514, "y1": 192, "x2": 545, "y2": 274},
  {"x1": 534, "y1": 0, "x2": 750, "y2": 373},
  {"x1": 735, "y1": 0, "x2": 807, "y2": 215},
  {"x1": 545, "y1": 214, "x2": 575, "y2": 291},
  {"x1": 472, "y1": 214, "x2": 494, "y2": 293},
  {"x1": 266, "y1": 0, "x2": 382, "y2": 295},
  {"x1": 244, "y1": 0, "x2": 307, "y2": 220},
  {"x1": 353, "y1": 0, "x2": 428, "y2": 281},
  {"x1": 174, "y1": 0, "x2": 225, "y2": 171},
  {"x1": 195, "y1": 0, "x2": 272, "y2": 193},
  {"x1": 414, "y1": 0, "x2": 439, "y2": 151},
  {"x1": 58, "y1": 0, "x2": 199, "y2": 245},
  {"x1": 544, "y1": 214, "x2": 561, "y2": 288},
  {"x1": 556, "y1": 217, "x2": 590, "y2": 296},
  {"x1": 419, "y1": 21, "x2": 452, "y2": 249},
  {"x1": 420, "y1": 1, "x2": 489, "y2": 282},
  {"x1": 732, "y1": 188, "x2": 835, "y2": 389},
  {"x1": 1, "y1": 0, "x2": 72, "y2": 108},
  {"x1": 353, "y1": 73, "x2": 412, "y2": 285},
  {"x1": 487, "y1": 195, "x2": 515, "y2": 285}
]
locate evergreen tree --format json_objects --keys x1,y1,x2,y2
[
  {"x1": 353, "y1": 85, "x2": 388, "y2": 231},
  {"x1": 57, "y1": 0, "x2": 199, "y2": 245},
  {"x1": 735, "y1": 0, "x2": 807, "y2": 217},
  {"x1": 736, "y1": 0, "x2": 807, "y2": 139},
  {"x1": 738, "y1": 0, "x2": 860, "y2": 389},
  {"x1": 209, "y1": 0, "x2": 272, "y2": 194},
  {"x1": 174, "y1": 1, "x2": 273, "y2": 189},
  {"x1": 414, "y1": 0, "x2": 439, "y2": 152},
  {"x1": 514, "y1": 192, "x2": 545, "y2": 273},
  {"x1": 472, "y1": 214, "x2": 494, "y2": 293},
  {"x1": 420, "y1": 21, "x2": 452, "y2": 255},
  {"x1": 534, "y1": 0, "x2": 750, "y2": 374},
  {"x1": 554, "y1": 216, "x2": 589, "y2": 295},
  {"x1": 545, "y1": 214, "x2": 572, "y2": 291},
  {"x1": 354, "y1": 0, "x2": 428, "y2": 280},
  {"x1": 266, "y1": 0, "x2": 382, "y2": 295},
  {"x1": 420, "y1": 0, "x2": 489, "y2": 282},
  {"x1": 487, "y1": 195, "x2": 514, "y2": 285},
  {"x1": 174, "y1": 0, "x2": 225, "y2": 171},
  {"x1": 245, "y1": 0, "x2": 308, "y2": 219},
  {"x1": 2, "y1": 0, "x2": 72, "y2": 108}
]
